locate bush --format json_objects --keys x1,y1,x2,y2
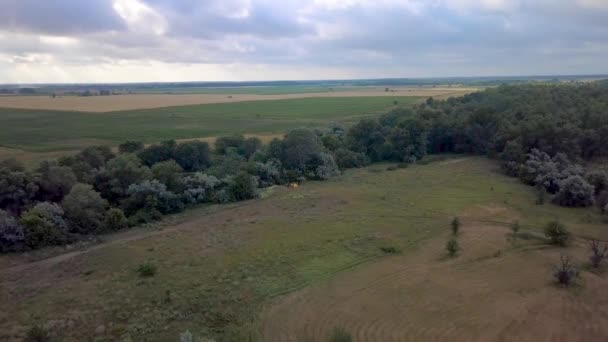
[
  {"x1": 118, "y1": 140, "x2": 144, "y2": 154},
  {"x1": 182, "y1": 173, "x2": 222, "y2": 204},
  {"x1": 137, "y1": 262, "x2": 157, "y2": 277},
  {"x1": 553, "y1": 255, "x2": 578, "y2": 286},
  {"x1": 227, "y1": 172, "x2": 258, "y2": 201},
  {"x1": 590, "y1": 240, "x2": 607, "y2": 269},
  {"x1": 62, "y1": 183, "x2": 108, "y2": 234},
  {"x1": 151, "y1": 160, "x2": 183, "y2": 192},
  {"x1": 328, "y1": 327, "x2": 352, "y2": 342},
  {"x1": 252, "y1": 159, "x2": 283, "y2": 188},
  {"x1": 138, "y1": 140, "x2": 176, "y2": 166},
  {"x1": 451, "y1": 217, "x2": 460, "y2": 235},
  {"x1": 24, "y1": 324, "x2": 52, "y2": 342},
  {"x1": 99, "y1": 154, "x2": 152, "y2": 201},
  {"x1": 308, "y1": 152, "x2": 340, "y2": 180},
  {"x1": 511, "y1": 221, "x2": 520, "y2": 235},
  {"x1": 20, "y1": 202, "x2": 69, "y2": 249},
  {"x1": 553, "y1": 175, "x2": 595, "y2": 207},
  {"x1": 36, "y1": 163, "x2": 77, "y2": 202},
  {"x1": 334, "y1": 148, "x2": 369, "y2": 169},
  {"x1": 380, "y1": 246, "x2": 400, "y2": 254},
  {"x1": 104, "y1": 208, "x2": 128, "y2": 231},
  {"x1": 446, "y1": 238, "x2": 459, "y2": 257},
  {"x1": 544, "y1": 221, "x2": 570, "y2": 246},
  {"x1": 173, "y1": 141, "x2": 211, "y2": 171},
  {"x1": 0, "y1": 209, "x2": 24, "y2": 252},
  {"x1": 124, "y1": 180, "x2": 184, "y2": 215}
]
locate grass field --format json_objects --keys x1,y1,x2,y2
[
  {"x1": 0, "y1": 88, "x2": 476, "y2": 112},
  {"x1": 2, "y1": 157, "x2": 606, "y2": 341},
  {"x1": 0, "y1": 96, "x2": 419, "y2": 154}
]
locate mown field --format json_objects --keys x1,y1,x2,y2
[
  {"x1": 0, "y1": 96, "x2": 418, "y2": 154},
  {"x1": 2, "y1": 157, "x2": 607, "y2": 341}
]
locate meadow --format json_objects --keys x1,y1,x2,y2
[
  {"x1": 1, "y1": 157, "x2": 607, "y2": 341},
  {"x1": 0, "y1": 96, "x2": 419, "y2": 154}
]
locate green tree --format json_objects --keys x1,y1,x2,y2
[
  {"x1": 62, "y1": 183, "x2": 108, "y2": 234},
  {"x1": 151, "y1": 160, "x2": 183, "y2": 192}
]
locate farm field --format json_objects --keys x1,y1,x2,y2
[
  {"x1": 0, "y1": 87, "x2": 476, "y2": 112},
  {"x1": 0, "y1": 96, "x2": 419, "y2": 155},
  {"x1": 1, "y1": 157, "x2": 607, "y2": 341}
]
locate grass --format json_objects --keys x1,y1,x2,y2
[
  {"x1": 0, "y1": 96, "x2": 419, "y2": 153},
  {"x1": 2, "y1": 157, "x2": 607, "y2": 341}
]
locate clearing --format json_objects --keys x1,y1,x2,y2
[{"x1": 1, "y1": 157, "x2": 607, "y2": 341}]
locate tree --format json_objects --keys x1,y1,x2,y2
[
  {"x1": 124, "y1": 180, "x2": 184, "y2": 216},
  {"x1": 0, "y1": 167, "x2": 39, "y2": 215},
  {"x1": 0, "y1": 209, "x2": 24, "y2": 252},
  {"x1": 20, "y1": 202, "x2": 69, "y2": 248},
  {"x1": 99, "y1": 154, "x2": 152, "y2": 201},
  {"x1": 36, "y1": 162, "x2": 77, "y2": 202},
  {"x1": 62, "y1": 183, "x2": 108, "y2": 234},
  {"x1": 119, "y1": 140, "x2": 144, "y2": 154},
  {"x1": 590, "y1": 240, "x2": 607, "y2": 269},
  {"x1": 138, "y1": 140, "x2": 176, "y2": 166},
  {"x1": 273, "y1": 129, "x2": 324, "y2": 172},
  {"x1": 334, "y1": 148, "x2": 369, "y2": 169},
  {"x1": 544, "y1": 221, "x2": 570, "y2": 246},
  {"x1": 173, "y1": 141, "x2": 211, "y2": 171},
  {"x1": 227, "y1": 172, "x2": 258, "y2": 201},
  {"x1": 242, "y1": 137, "x2": 262, "y2": 158},
  {"x1": 151, "y1": 160, "x2": 183, "y2": 192},
  {"x1": 104, "y1": 208, "x2": 128, "y2": 231},
  {"x1": 215, "y1": 135, "x2": 245, "y2": 155},
  {"x1": 346, "y1": 119, "x2": 386, "y2": 162},
  {"x1": 553, "y1": 175, "x2": 595, "y2": 207}
]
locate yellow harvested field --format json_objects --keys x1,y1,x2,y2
[{"x1": 0, "y1": 88, "x2": 477, "y2": 112}]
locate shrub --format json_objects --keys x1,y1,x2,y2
[
  {"x1": 24, "y1": 324, "x2": 51, "y2": 342},
  {"x1": 544, "y1": 221, "x2": 571, "y2": 246},
  {"x1": 151, "y1": 160, "x2": 183, "y2": 192},
  {"x1": 104, "y1": 208, "x2": 128, "y2": 231},
  {"x1": 137, "y1": 262, "x2": 157, "y2": 277},
  {"x1": 553, "y1": 255, "x2": 578, "y2": 286},
  {"x1": 138, "y1": 140, "x2": 176, "y2": 166},
  {"x1": 0, "y1": 209, "x2": 24, "y2": 252},
  {"x1": 590, "y1": 240, "x2": 607, "y2": 269},
  {"x1": 446, "y1": 238, "x2": 459, "y2": 257},
  {"x1": 0, "y1": 167, "x2": 39, "y2": 215},
  {"x1": 553, "y1": 175, "x2": 595, "y2": 207},
  {"x1": 124, "y1": 180, "x2": 184, "y2": 215},
  {"x1": 511, "y1": 221, "x2": 520, "y2": 235},
  {"x1": 328, "y1": 327, "x2": 352, "y2": 342},
  {"x1": 451, "y1": 217, "x2": 460, "y2": 235},
  {"x1": 36, "y1": 163, "x2": 77, "y2": 202},
  {"x1": 20, "y1": 202, "x2": 69, "y2": 249},
  {"x1": 62, "y1": 183, "x2": 108, "y2": 234},
  {"x1": 308, "y1": 152, "x2": 340, "y2": 180},
  {"x1": 99, "y1": 154, "x2": 152, "y2": 201},
  {"x1": 252, "y1": 159, "x2": 283, "y2": 188},
  {"x1": 118, "y1": 140, "x2": 144, "y2": 154},
  {"x1": 173, "y1": 141, "x2": 211, "y2": 171},
  {"x1": 227, "y1": 172, "x2": 258, "y2": 201},
  {"x1": 380, "y1": 246, "x2": 399, "y2": 254},
  {"x1": 334, "y1": 148, "x2": 369, "y2": 169}
]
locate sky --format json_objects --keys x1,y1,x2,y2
[{"x1": 1, "y1": 0, "x2": 607, "y2": 83}]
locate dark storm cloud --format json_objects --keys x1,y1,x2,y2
[{"x1": 0, "y1": 0, "x2": 125, "y2": 34}]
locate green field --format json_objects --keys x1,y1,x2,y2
[
  {"x1": 2, "y1": 157, "x2": 605, "y2": 341},
  {"x1": 0, "y1": 96, "x2": 417, "y2": 153}
]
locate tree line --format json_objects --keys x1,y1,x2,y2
[{"x1": 2, "y1": 82, "x2": 608, "y2": 252}]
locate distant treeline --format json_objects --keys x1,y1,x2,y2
[
  {"x1": 1, "y1": 83, "x2": 608, "y2": 252},
  {"x1": 4, "y1": 75, "x2": 607, "y2": 94}
]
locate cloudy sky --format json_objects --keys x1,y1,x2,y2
[{"x1": 1, "y1": 0, "x2": 607, "y2": 83}]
